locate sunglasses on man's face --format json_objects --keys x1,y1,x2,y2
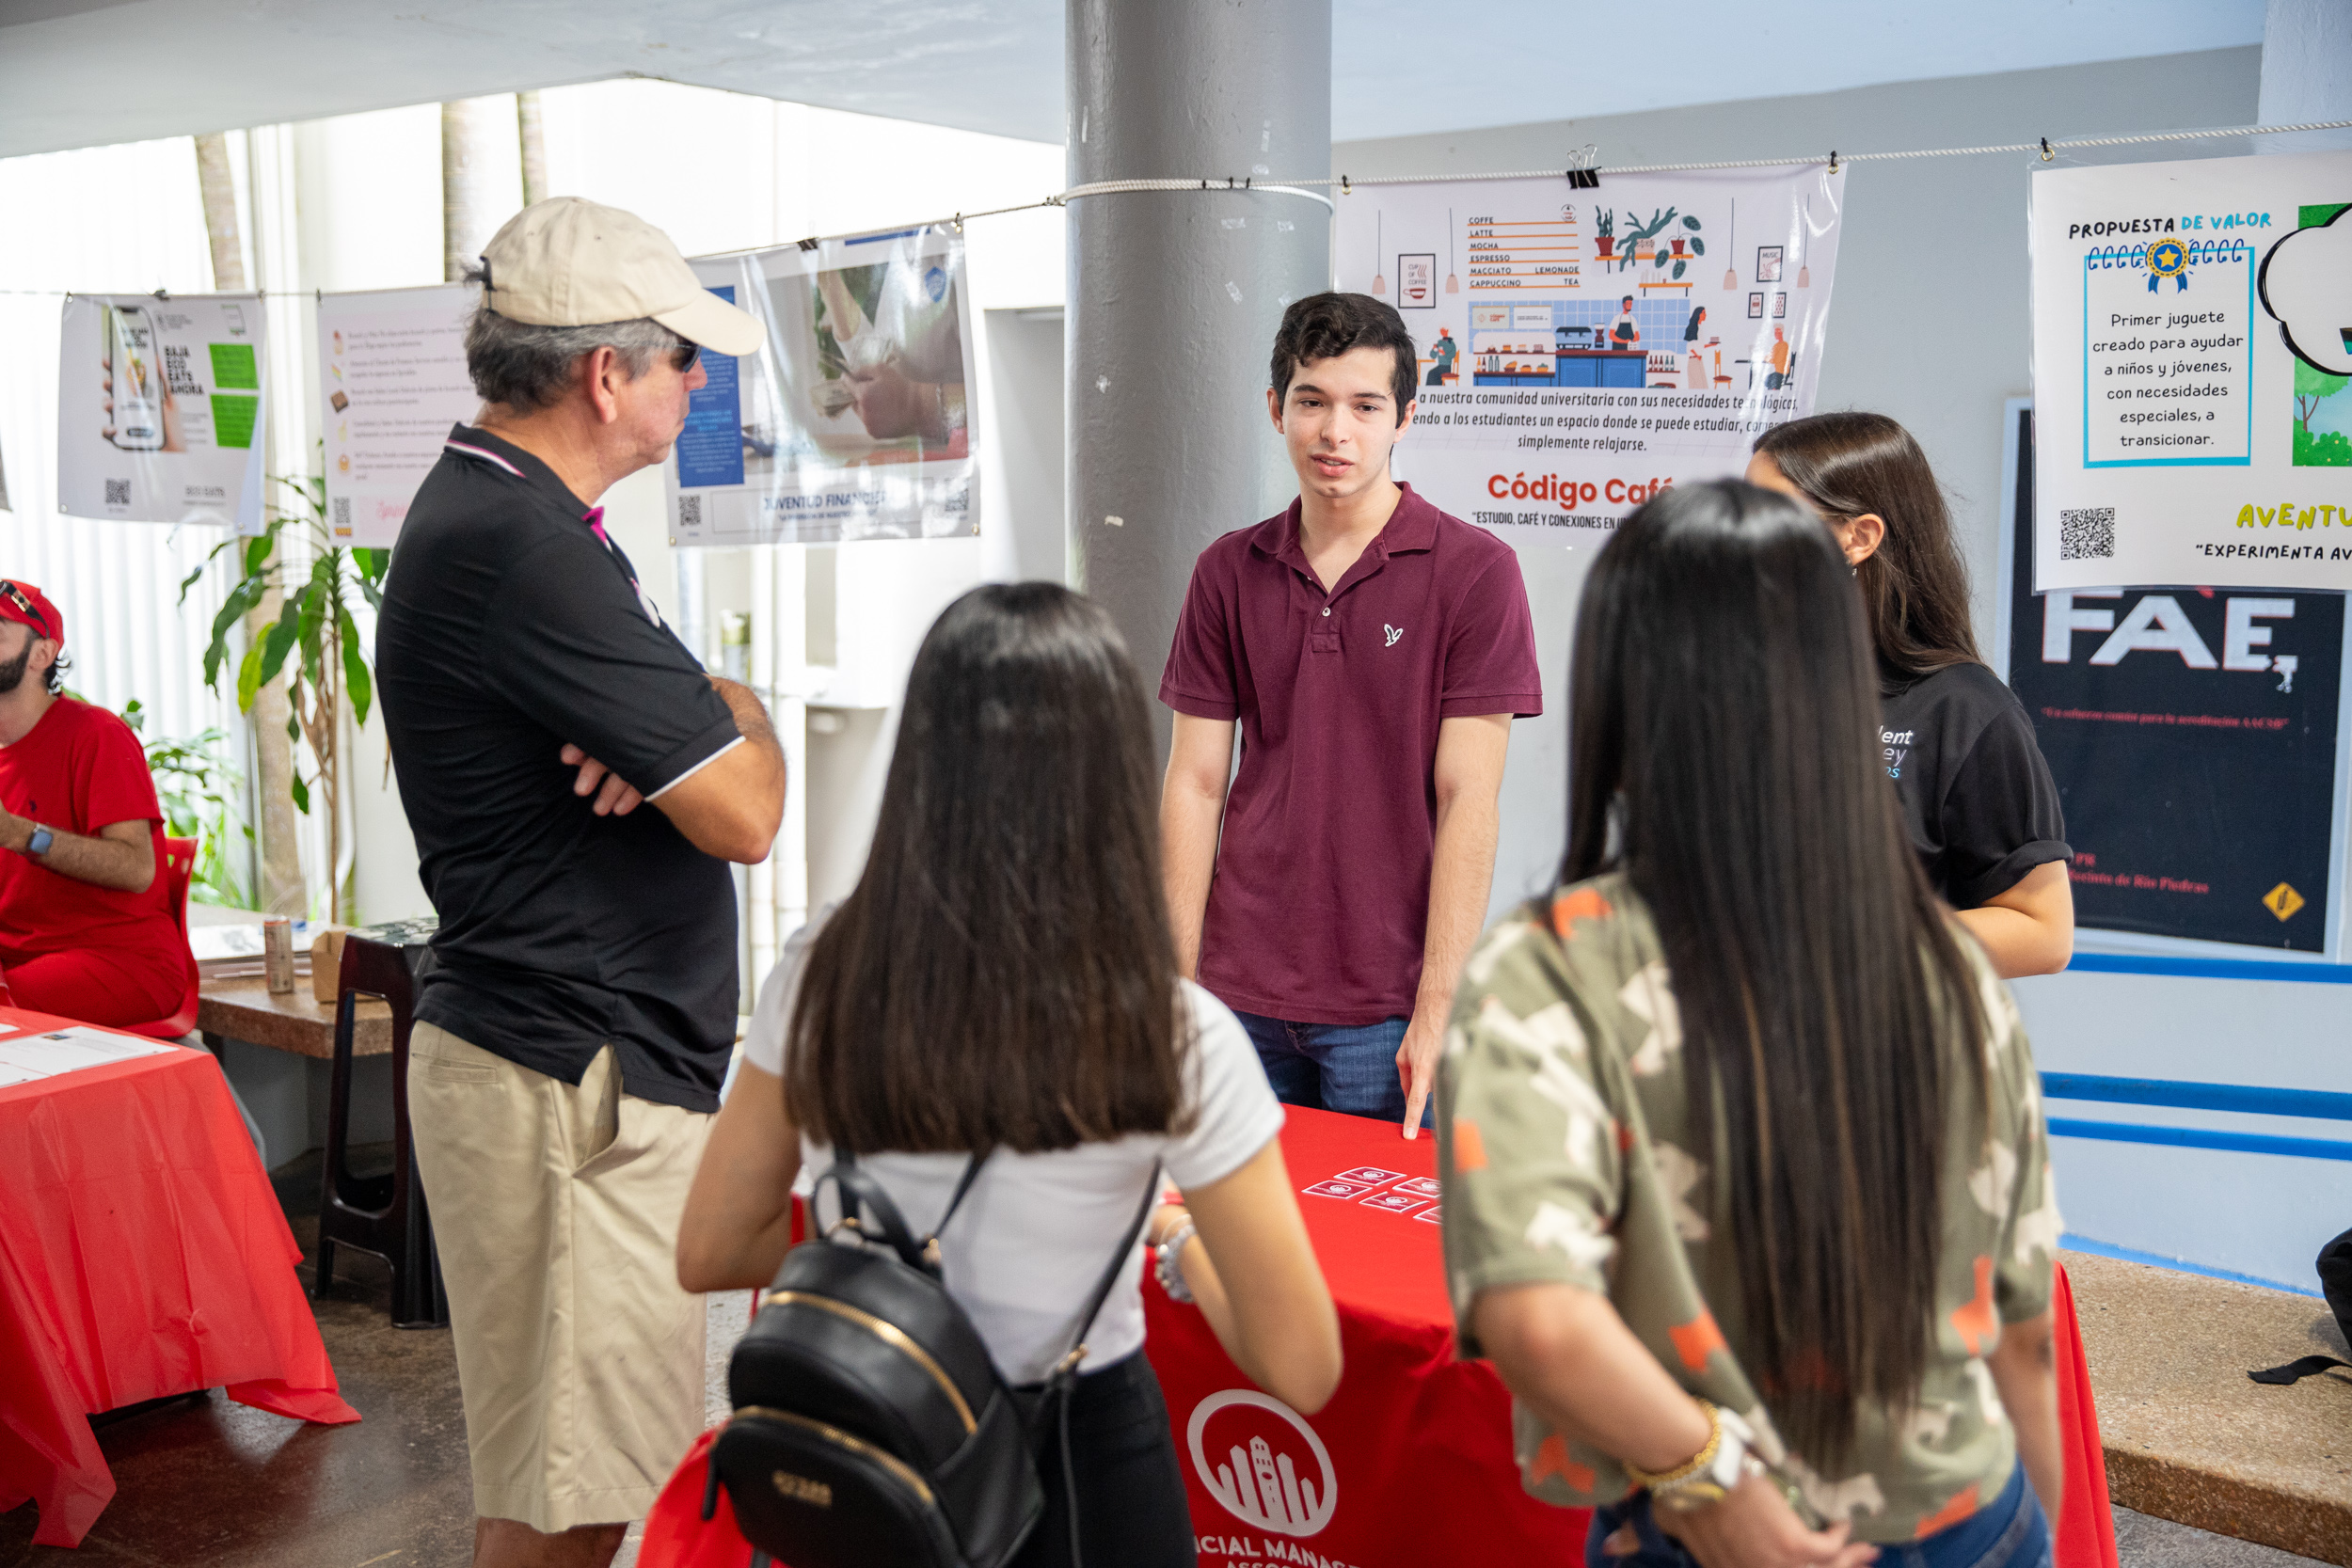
[
  {"x1": 0, "y1": 581, "x2": 51, "y2": 640},
  {"x1": 670, "y1": 340, "x2": 702, "y2": 375}
]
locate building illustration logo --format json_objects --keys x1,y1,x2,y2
[{"x1": 1186, "y1": 1389, "x2": 1339, "y2": 1537}]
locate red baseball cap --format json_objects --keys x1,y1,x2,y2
[{"x1": 0, "y1": 580, "x2": 62, "y2": 650}]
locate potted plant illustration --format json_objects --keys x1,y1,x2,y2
[
  {"x1": 1593, "y1": 209, "x2": 1615, "y2": 260},
  {"x1": 1617, "y1": 205, "x2": 1678, "y2": 272},
  {"x1": 1649, "y1": 214, "x2": 1708, "y2": 280}
]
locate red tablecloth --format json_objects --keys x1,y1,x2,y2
[
  {"x1": 0, "y1": 1006, "x2": 359, "y2": 1547},
  {"x1": 643, "y1": 1106, "x2": 2118, "y2": 1566}
]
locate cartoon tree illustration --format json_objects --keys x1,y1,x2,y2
[{"x1": 2295, "y1": 357, "x2": 2348, "y2": 436}]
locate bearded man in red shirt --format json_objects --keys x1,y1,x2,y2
[{"x1": 0, "y1": 581, "x2": 185, "y2": 1027}]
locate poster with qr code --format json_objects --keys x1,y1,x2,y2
[
  {"x1": 665, "y1": 227, "x2": 979, "y2": 546},
  {"x1": 2030, "y1": 149, "x2": 2352, "y2": 592},
  {"x1": 55, "y1": 293, "x2": 266, "y2": 529},
  {"x1": 2003, "y1": 404, "x2": 2344, "y2": 952},
  {"x1": 317, "y1": 284, "x2": 480, "y2": 546}
]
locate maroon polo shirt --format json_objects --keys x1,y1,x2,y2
[{"x1": 1160, "y1": 483, "x2": 1542, "y2": 1026}]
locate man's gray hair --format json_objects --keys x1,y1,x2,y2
[{"x1": 460, "y1": 261, "x2": 685, "y2": 412}]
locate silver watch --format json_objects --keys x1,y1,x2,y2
[
  {"x1": 1153, "y1": 1218, "x2": 1198, "y2": 1304},
  {"x1": 24, "y1": 824, "x2": 53, "y2": 857}
]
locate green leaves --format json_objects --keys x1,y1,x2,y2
[
  {"x1": 1673, "y1": 261, "x2": 1687, "y2": 280},
  {"x1": 290, "y1": 773, "x2": 310, "y2": 815},
  {"x1": 339, "y1": 601, "x2": 371, "y2": 728},
  {"x1": 1688, "y1": 238, "x2": 1705, "y2": 257},
  {"x1": 1681, "y1": 214, "x2": 1701, "y2": 231}
]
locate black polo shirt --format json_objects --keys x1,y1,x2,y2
[{"x1": 376, "y1": 424, "x2": 743, "y2": 1112}]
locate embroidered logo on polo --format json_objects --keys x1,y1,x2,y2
[
  {"x1": 1383, "y1": 624, "x2": 1404, "y2": 647},
  {"x1": 1188, "y1": 1389, "x2": 1339, "y2": 1537}
]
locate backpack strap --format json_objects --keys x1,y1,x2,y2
[
  {"x1": 1037, "y1": 1161, "x2": 1165, "y2": 1568},
  {"x1": 818, "y1": 1147, "x2": 993, "y2": 1277}
]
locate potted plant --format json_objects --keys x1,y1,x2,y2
[
  {"x1": 1593, "y1": 208, "x2": 1615, "y2": 259},
  {"x1": 182, "y1": 469, "x2": 389, "y2": 920}
]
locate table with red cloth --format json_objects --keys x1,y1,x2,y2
[
  {"x1": 642, "y1": 1106, "x2": 2118, "y2": 1567},
  {"x1": 0, "y1": 1006, "x2": 359, "y2": 1547}
]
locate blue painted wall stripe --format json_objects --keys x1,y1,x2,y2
[
  {"x1": 2041, "y1": 1073, "x2": 2352, "y2": 1121},
  {"x1": 2064, "y1": 953, "x2": 2352, "y2": 984},
  {"x1": 2047, "y1": 1117, "x2": 2352, "y2": 1162}
]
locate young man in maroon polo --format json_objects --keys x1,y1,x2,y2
[{"x1": 1159, "y1": 293, "x2": 1541, "y2": 1138}]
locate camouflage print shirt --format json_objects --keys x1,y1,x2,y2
[{"x1": 1437, "y1": 872, "x2": 2060, "y2": 1544}]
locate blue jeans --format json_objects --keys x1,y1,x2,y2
[
  {"x1": 1586, "y1": 1455, "x2": 2050, "y2": 1568},
  {"x1": 1232, "y1": 1010, "x2": 1427, "y2": 1127}
]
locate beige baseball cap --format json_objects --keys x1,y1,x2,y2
[{"x1": 477, "y1": 197, "x2": 764, "y2": 357}]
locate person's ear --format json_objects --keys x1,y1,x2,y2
[
  {"x1": 1265, "y1": 385, "x2": 1285, "y2": 434},
  {"x1": 1844, "y1": 512, "x2": 1887, "y2": 565},
  {"x1": 584, "y1": 345, "x2": 623, "y2": 426},
  {"x1": 1395, "y1": 397, "x2": 1416, "y2": 436},
  {"x1": 30, "y1": 640, "x2": 56, "y2": 677}
]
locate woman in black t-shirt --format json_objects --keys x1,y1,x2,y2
[{"x1": 1747, "y1": 412, "x2": 2074, "y2": 977}]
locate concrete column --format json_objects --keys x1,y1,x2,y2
[
  {"x1": 2258, "y1": 0, "x2": 2352, "y2": 152},
  {"x1": 1066, "y1": 0, "x2": 1331, "y2": 752}
]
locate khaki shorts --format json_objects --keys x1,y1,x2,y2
[{"x1": 407, "y1": 1022, "x2": 712, "y2": 1532}]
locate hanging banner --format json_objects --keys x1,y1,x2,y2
[
  {"x1": 318, "y1": 283, "x2": 478, "y2": 546},
  {"x1": 2003, "y1": 404, "x2": 2343, "y2": 952},
  {"x1": 2030, "y1": 149, "x2": 2352, "y2": 593},
  {"x1": 1334, "y1": 165, "x2": 1843, "y2": 548},
  {"x1": 666, "y1": 226, "x2": 979, "y2": 546},
  {"x1": 56, "y1": 293, "x2": 265, "y2": 529}
]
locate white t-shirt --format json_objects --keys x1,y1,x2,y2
[{"x1": 742, "y1": 919, "x2": 1283, "y2": 1385}]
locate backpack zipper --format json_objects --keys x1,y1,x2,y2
[
  {"x1": 731, "y1": 1405, "x2": 937, "y2": 1509},
  {"x1": 763, "y1": 1289, "x2": 979, "y2": 1435}
]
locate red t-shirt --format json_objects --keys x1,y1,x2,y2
[
  {"x1": 1159, "y1": 484, "x2": 1543, "y2": 1025},
  {"x1": 0, "y1": 697, "x2": 178, "y2": 969}
]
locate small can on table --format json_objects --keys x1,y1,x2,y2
[{"x1": 262, "y1": 916, "x2": 296, "y2": 995}]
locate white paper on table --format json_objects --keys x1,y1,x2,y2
[
  {"x1": 0, "y1": 1026, "x2": 175, "y2": 1079},
  {"x1": 0, "y1": 1060, "x2": 43, "y2": 1087}
]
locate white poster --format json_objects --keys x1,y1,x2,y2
[
  {"x1": 2030, "y1": 150, "x2": 2352, "y2": 591},
  {"x1": 318, "y1": 284, "x2": 478, "y2": 546},
  {"x1": 56, "y1": 293, "x2": 265, "y2": 529},
  {"x1": 666, "y1": 226, "x2": 979, "y2": 546},
  {"x1": 1335, "y1": 165, "x2": 1843, "y2": 549}
]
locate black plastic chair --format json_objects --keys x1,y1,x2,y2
[{"x1": 314, "y1": 934, "x2": 449, "y2": 1328}]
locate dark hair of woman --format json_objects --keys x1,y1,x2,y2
[
  {"x1": 1561, "y1": 480, "x2": 1987, "y2": 1462},
  {"x1": 1753, "y1": 411, "x2": 1980, "y2": 680},
  {"x1": 786, "y1": 581, "x2": 1193, "y2": 1155}
]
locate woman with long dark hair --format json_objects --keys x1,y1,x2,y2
[
  {"x1": 1749, "y1": 413, "x2": 2073, "y2": 978},
  {"x1": 675, "y1": 582, "x2": 1340, "y2": 1568},
  {"x1": 1439, "y1": 483, "x2": 2062, "y2": 1568}
]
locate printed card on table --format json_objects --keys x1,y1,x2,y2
[
  {"x1": 1360, "y1": 1191, "x2": 1430, "y2": 1216},
  {"x1": 1333, "y1": 1165, "x2": 1405, "y2": 1186},
  {"x1": 1302, "y1": 1180, "x2": 1374, "y2": 1199},
  {"x1": 1416, "y1": 1207, "x2": 1445, "y2": 1225},
  {"x1": 1392, "y1": 1177, "x2": 1442, "y2": 1198}
]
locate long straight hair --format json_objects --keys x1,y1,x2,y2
[
  {"x1": 1563, "y1": 481, "x2": 1986, "y2": 1462},
  {"x1": 787, "y1": 583, "x2": 1190, "y2": 1154},
  {"x1": 1754, "y1": 412, "x2": 1979, "y2": 680}
]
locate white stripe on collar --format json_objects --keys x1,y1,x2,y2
[{"x1": 444, "y1": 438, "x2": 525, "y2": 478}]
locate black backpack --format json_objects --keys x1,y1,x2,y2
[{"x1": 706, "y1": 1148, "x2": 1161, "y2": 1568}]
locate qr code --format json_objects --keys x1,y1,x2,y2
[
  {"x1": 2059, "y1": 507, "x2": 2115, "y2": 561},
  {"x1": 104, "y1": 479, "x2": 131, "y2": 505},
  {"x1": 331, "y1": 497, "x2": 351, "y2": 531},
  {"x1": 677, "y1": 494, "x2": 703, "y2": 528}
]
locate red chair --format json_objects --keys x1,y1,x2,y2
[{"x1": 119, "y1": 834, "x2": 201, "y2": 1041}]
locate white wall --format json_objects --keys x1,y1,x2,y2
[{"x1": 1339, "y1": 46, "x2": 2352, "y2": 1294}]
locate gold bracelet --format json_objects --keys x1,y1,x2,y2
[{"x1": 1622, "y1": 1400, "x2": 1721, "y2": 1492}]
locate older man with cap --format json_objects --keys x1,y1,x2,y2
[
  {"x1": 374, "y1": 198, "x2": 784, "y2": 1568},
  {"x1": 0, "y1": 580, "x2": 186, "y2": 1029}
]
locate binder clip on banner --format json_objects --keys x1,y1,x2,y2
[{"x1": 1567, "y1": 143, "x2": 1601, "y2": 189}]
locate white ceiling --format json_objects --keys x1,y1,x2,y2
[{"x1": 0, "y1": 0, "x2": 2267, "y2": 162}]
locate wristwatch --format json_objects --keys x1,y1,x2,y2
[{"x1": 23, "y1": 824, "x2": 53, "y2": 858}]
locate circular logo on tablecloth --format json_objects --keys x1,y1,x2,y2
[{"x1": 1186, "y1": 1389, "x2": 1338, "y2": 1538}]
